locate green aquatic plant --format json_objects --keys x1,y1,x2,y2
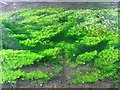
[{"x1": 0, "y1": 7, "x2": 119, "y2": 84}]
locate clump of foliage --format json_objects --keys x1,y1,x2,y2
[
  {"x1": 0, "y1": 23, "x2": 22, "y2": 49},
  {"x1": 0, "y1": 7, "x2": 119, "y2": 84}
]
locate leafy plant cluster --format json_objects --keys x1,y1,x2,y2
[
  {"x1": 0, "y1": 7, "x2": 119, "y2": 84},
  {"x1": 0, "y1": 48, "x2": 62, "y2": 83}
]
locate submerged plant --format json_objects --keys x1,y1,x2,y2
[{"x1": 0, "y1": 7, "x2": 119, "y2": 84}]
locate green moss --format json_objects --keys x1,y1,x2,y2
[
  {"x1": 76, "y1": 50, "x2": 97, "y2": 65},
  {"x1": 0, "y1": 7, "x2": 119, "y2": 84},
  {"x1": 71, "y1": 72, "x2": 100, "y2": 84}
]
